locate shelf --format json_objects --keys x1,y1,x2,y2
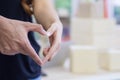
[{"x1": 42, "y1": 67, "x2": 120, "y2": 80}]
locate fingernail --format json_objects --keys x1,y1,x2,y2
[
  {"x1": 46, "y1": 32, "x2": 51, "y2": 37},
  {"x1": 42, "y1": 29, "x2": 47, "y2": 33}
]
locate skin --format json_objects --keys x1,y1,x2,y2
[
  {"x1": 0, "y1": 0, "x2": 63, "y2": 66},
  {"x1": 32, "y1": 0, "x2": 63, "y2": 64}
]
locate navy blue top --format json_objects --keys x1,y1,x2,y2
[{"x1": 0, "y1": 0, "x2": 41, "y2": 80}]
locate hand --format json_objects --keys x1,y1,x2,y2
[
  {"x1": 42, "y1": 22, "x2": 63, "y2": 65},
  {"x1": 0, "y1": 16, "x2": 48, "y2": 66}
]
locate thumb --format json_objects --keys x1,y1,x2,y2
[
  {"x1": 24, "y1": 22, "x2": 48, "y2": 36},
  {"x1": 20, "y1": 37, "x2": 43, "y2": 66},
  {"x1": 46, "y1": 23, "x2": 57, "y2": 36}
]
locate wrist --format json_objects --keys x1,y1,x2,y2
[
  {"x1": 50, "y1": 21, "x2": 63, "y2": 33},
  {"x1": 53, "y1": 21, "x2": 63, "y2": 30}
]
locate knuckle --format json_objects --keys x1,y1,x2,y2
[
  {"x1": 17, "y1": 40, "x2": 28, "y2": 49},
  {"x1": 37, "y1": 25, "x2": 42, "y2": 29},
  {"x1": 25, "y1": 22, "x2": 31, "y2": 24},
  {"x1": 20, "y1": 40, "x2": 26, "y2": 46},
  {"x1": 22, "y1": 22, "x2": 30, "y2": 26}
]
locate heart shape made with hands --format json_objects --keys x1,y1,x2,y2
[{"x1": 0, "y1": 16, "x2": 62, "y2": 66}]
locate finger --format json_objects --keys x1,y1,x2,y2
[
  {"x1": 48, "y1": 43, "x2": 61, "y2": 61},
  {"x1": 47, "y1": 23, "x2": 57, "y2": 36},
  {"x1": 43, "y1": 48, "x2": 49, "y2": 57},
  {"x1": 24, "y1": 22, "x2": 48, "y2": 36},
  {"x1": 48, "y1": 53, "x2": 55, "y2": 61},
  {"x1": 43, "y1": 47, "x2": 54, "y2": 61},
  {"x1": 49, "y1": 36, "x2": 53, "y2": 46},
  {"x1": 21, "y1": 38, "x2": 43, "y2": 66},
  {"x1": 43, "y1": 47, "x2": 57, "y2": 61},
  {"x1": 43, "y1": 36, "x2": 60, "y2": 64},
  {"x1": 42, "y1": 46, "x2": 56, "y2": 64},
  {"x1": 48, "y1": 45, "x2": 60, "y2": 61}
]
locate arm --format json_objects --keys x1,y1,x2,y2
[
  {"x1": 32, "y1": 0, "x2": 63, "y2": 64},
  {"x1": 32, "y1": 0, "x2": 62, "y2": 30}
]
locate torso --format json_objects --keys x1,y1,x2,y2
[{"x1": 0, "y1": 0, "x2": 41, "y2": 80}]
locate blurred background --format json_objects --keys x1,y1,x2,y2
[{"x1": 34, "y1": 0, "x2": 120, "y2": 80}]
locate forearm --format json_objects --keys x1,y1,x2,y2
[{"x1": 32, "y1": 0, "x2": 62, "y2": 30}]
